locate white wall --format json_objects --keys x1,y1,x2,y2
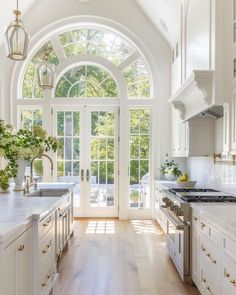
[{"x1": 0, "y1": 0, "x2": 171, "y2": 178}]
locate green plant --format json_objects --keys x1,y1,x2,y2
[
  {"x1": 0, "y1": 121, "x2": 61, "y2": 189},
  {"x1": 160, "y1": 156, "x2": 182, "y2": 178}
]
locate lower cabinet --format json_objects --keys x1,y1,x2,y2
[
  {"x1": 0, "y1": 227, "x2": 33, "y2": 295},
  {"x1": 192, "y1": 208, "x2": 236, "y2": 295},
  {"x1": 154, "y1": 182, "x2": 167, "y2": 233}
]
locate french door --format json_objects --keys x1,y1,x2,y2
[{"x1": 53, "y1": 106, "x2": 119, "y2": 217}]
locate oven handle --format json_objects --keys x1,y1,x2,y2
[{"x1": 160, "y1": 206, "x2": 186, "y2": 231}]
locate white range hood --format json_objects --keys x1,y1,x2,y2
[{"x1": 169, "y1": 70, "x2": 218, "y2": 121}]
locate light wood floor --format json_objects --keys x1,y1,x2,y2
[{"x1": 53, "y1": 219, "x2": 200, "y2": 295}]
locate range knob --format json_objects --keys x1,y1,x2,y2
[{"x1": 172, "y1": 205, "x2": 179, "y2": 213}]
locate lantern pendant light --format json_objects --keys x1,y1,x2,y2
[
  {"x1": 4, "y1": 0, "x2": 29, "y2": 61},
  {"x1": 36, "y1": 52, "x2": 56, "y2": 89}
]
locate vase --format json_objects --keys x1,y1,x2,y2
[
  {"x1": 14, "y1": 159, "x2": 26, "y2": 191},
  {"x1": 164, "y1": 173, "x2": 177, "y2": 181}
]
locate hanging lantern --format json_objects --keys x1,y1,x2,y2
[
  {"x1": 36, "y1": 52, "x2": 56, "y2": 89},
  {"x1": 4, "y1": 0, "x2": 29, "y2": 61}
]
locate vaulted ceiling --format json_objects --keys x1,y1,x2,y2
[
  {"x1": 136, "y1": 0, "x2": 181, "y2": 47},
  {"x1": 0, "y1": 0, "x2": 178, "y2": 47}
]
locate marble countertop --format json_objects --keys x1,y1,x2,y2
[
  {"x1": 0, "y1": 183, "x2": 75, "y2": 243},
  {"x1": 191, "y1": 203, "x2": 236, "y2": 237}
]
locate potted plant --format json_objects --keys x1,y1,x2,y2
[
  {"x1": 160, "y1": 156, "x2": 182, "y2": 181},
  {"x1": 0, "y1": 121, "x2": 61, "y2": 191}
]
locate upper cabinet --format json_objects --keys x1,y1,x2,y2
[
  {"x1": 170, "y1": 0, "x2": 232, "y2": 121},
  {"x1": 170, "y1": 0, "x2": 235, "y2": 157}
]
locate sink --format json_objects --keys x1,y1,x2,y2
[{"x1": 27, "y1": 188, "x2": 69, "y2": 197}]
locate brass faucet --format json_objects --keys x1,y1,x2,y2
[
  {"x1": 23, "y1": 178, "x2": 38, "y2": 195},
  {"x1": 30, "y1": 153, "x2": 54, "y2": 183}
]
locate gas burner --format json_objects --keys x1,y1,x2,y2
[
  {"x1": 169, "y1": 188, "x2": 219, "y2": 194},
  {"x1": 181, "y1": 195, "x2": 236, "y2": 202}
]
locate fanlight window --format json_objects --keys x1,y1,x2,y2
[
  {"x1": 22, "y1": 41, "x2": 59, "y2": 99},
  {"x1": 123, "y1": 58, "x2": 150, "y2": 98},
  {"x1": 59, "y1": 29, "x2": 135, "y2": 65},
  {"x1": 21, "y1": 27, "x2": 151, "y2": 99},
  {"x1": 55, "y1": 65, "x2": 118, "y2": 98}
]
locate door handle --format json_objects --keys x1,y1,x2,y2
[
  {"x1": 86, "y1": 169, "x2": 90, "y2": 182},
  {"x1": 81, "y1": 169, "x2": 84, "y2": 182}
]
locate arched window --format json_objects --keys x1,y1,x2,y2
[
  {"x1": 55, "y1": 65, "x2": 118, "y2": 98},
  {"x1": 15, "y1": 22, "x2": 154, "y2": 217},
  {"x1": 59, "y1": 28, "x2": 135, "y2": 65},
  {"x1": 21, "y1": 27, "x2": 151, "y2": 99}
]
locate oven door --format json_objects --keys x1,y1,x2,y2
[{"x1": 160, "y1": 206, "x2": 190, "y2": 280}]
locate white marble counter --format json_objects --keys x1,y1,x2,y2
[
  {"x1": 0, "y1": 183, "x2": 75, "y2": 243},
  {"x1": 191, "y1": 203, "x2": 236, "y2": 237}
]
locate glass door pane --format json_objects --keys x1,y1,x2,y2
[
  {"x1": 56, "y1": 110, "x2": 81, "y2": 208},
  {"x1": 129, "y1": 109, "x2": 150, "y2": 208},
  {"x1": 89, "y1": 111, "x2": 116, "y2": 209}
]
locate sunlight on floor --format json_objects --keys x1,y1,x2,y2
[
  {"x1": 130, "y1": 220, "x2": 163, "y2": 235},
  {"x1": 85, "y1": 220, "x2": 115, "y2": 234}
]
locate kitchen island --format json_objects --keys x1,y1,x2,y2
[{"x1": 0, "y1": 183, "x2": 75, "y2": 295}]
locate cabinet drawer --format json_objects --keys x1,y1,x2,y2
[
  {"x1": 221, "y1": 254, "x2": 236, "y2": 295},
  {"x1": 39, "y1": 231, "x2": 53, "y2": 270},
  {"x1": 39, "y1": 263, "x2": 53, "y2": 295},
  {"x1": 199, "y1": 267, "x2": 220, "y2": 295},
  {"x1": 222, "y1": 233, "x2": 236, "y2": 262},
  {"x1": 200, "y1": 218, "x2": 221, "y2": 247},
  {"x1": 200, "y1": 235, "x2": 220, "y2": 277},
  {"x1": 39, "y1": 213, "x2": 53, "y2": 240}
]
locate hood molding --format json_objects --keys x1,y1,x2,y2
[{"x1": 169, "y1": 70, "x2": 214, "y2": 120}]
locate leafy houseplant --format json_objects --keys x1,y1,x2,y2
[
  {"x1": 160, "y1": 156, "x2": 182, "y2": 181},
  {"x1": 0, "y1": 121, "x2": 61, "y2": 191}
]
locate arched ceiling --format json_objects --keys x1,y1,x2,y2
[{"x1": 136, "y1": 0, "x2": 181, "y2": 47}]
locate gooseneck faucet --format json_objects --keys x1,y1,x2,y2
[{"x1": 30, "y1": 153, "x2": 54, "y2": 183}]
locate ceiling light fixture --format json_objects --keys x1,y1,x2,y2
[
  {"x1": 36, "y1": 52, "x2": 56, "y2": 89},
  {"x1": 4, "y1": 0, "x2": 29, "y2": 61}
]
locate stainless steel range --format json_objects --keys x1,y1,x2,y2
[{"x1": 160, "y1": 187, "x2": 236, "y2": 282}]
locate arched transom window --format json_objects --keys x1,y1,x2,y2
[
  {"x1": 21, "y1": 27, "x2": 152, "y2": 100},
  {"x1": 55, "y1": 65, "x2": 118, "y2": 98}
]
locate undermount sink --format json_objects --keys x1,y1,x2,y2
[{"x1": 27, "y1": 188, "x2": 69, "y2": 197}]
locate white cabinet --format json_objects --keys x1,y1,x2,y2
[
  {"x1": 191, "y1": 212, "x2": 199, "y2": 286},
  {"x1": 171, "y1": 106, "x2": 189, "y2": 157},
  {"x1": 191, "y1": 208, "x2": 236, "y2": 295},
  {"x1": 222, "y1": 103, "x2": 230, "y2": 155},
  {"x1": 154, "y1": 182, "x2": 168, "y2": 233},
  {"x1": 0, "y1": 227, "x2": 33, "y2": 295}
]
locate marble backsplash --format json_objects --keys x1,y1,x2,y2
[{"x1": 187, "y1": 157, "x2": 236, "y2": 194}]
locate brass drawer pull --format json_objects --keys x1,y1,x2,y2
[
  {"x1": 201, "y1": 245, "x2": 206, "y2": 252},
  {"x1": 18, "y1": 245, "x2": 25, "y2": 252},
  {"x1": 206, "y1": 253, "x2": 217, "y2": 264},
  {"x1": 206, "y1": 286, "x2": 213, "y2": 295},
  {"x1": 224, "y1": 270, "x2": 230, "y2": 278},
  {"x1": 201, "y1": 222, "x2": 206, "y2": 228},
  {"x1": 194, "y1": 216, "x2": 198, "y2": 221},
  {"x1": 42, "y1": 241, "x2": 52, "y2": 254},
  {"x1": 42, "y1": 275, "x2": 51, "y2": 287},
  {"x1": 230, "y1": 279, "x2": 236, "y2": 286}
]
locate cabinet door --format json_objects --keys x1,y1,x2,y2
[
  {"x1": 3, "y1": 227, "x2": 32, "y2": 295},
  {"x1": 191, "y1": 213, "x2": 199, "y2": 285},
  {"x1": 171, "y1": 106, "x2": 188, "y2": 157}
]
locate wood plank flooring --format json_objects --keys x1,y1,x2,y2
[{"x1": 53, "y1": 220, "x2": 200, "y2": 295}]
